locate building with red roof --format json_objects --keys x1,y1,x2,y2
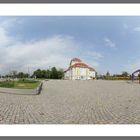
[{"x1": 64, "y1": 58, "x2": 96, "y2": 80}]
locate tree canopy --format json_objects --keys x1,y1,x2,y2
[{"x1": 32, "y1": 67, "x2": 64, "y2": 79}]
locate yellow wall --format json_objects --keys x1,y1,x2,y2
[
  {"x1": 76, "y1": 68, "x2": 80, "y2": 75},
  {"x1": 86, "y1": 69, "x2": 88, "y2": 76},
  {"x1": 88, "y1": 70, "x2": 90, "y2": 75}
]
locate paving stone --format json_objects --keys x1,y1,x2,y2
[{"x1": 0, "y1": 80, "x2": 139, "y2": 124}]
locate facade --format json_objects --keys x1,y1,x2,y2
[{"x1": 64, "y1": 58, "x2": 96, "y2": 80}]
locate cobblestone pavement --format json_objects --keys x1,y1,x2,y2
[{"x1": 0, "y1": 80, "x2": 140, "y2": 124}]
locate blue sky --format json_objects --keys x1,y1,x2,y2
[{"x1": 0, "y1": 16, "x2": 140, "y2": 75}]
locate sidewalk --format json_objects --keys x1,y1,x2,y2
[{"x1": 0, "y1": 87, "x2": 36, "y2": 95}]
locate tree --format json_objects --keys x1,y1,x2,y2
[
  {"x1": 50, "y1": 67, "x2": 58, "y2": 79},
  {"x1": 122, "y1": 71, "x2": 129, "y2": 77},
  {"x1": 106, "y1": 71, "x2": 110, "y2": 77},
  {"x1": 57, "y1": 69, "x2": 64, "y2": 79},
  {"x1": 32, "y1": 67, "x2": 64, "y2": 79},
  {"x1": 17, "y1": 72, "x2": 24, "y2": 78},
  {"x1": 17, "y1": 72, "x2": 29, "y2": 78},
  {"x1": 46, "y1": 70, "x2": 51, "y2": 79},
  {"x1": 10, "y1": 70, "x2": 17, "y2": 79},
  {"x1": 33, "y1": 69, "x2": 42, "y2": 78},
  {"x1": 105, "y1": 71, "x2": 110, "y2": 80},
  {"x1": 41, "y1": 70, "x2": 47, "y2": 78}
]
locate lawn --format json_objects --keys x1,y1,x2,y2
[{"x1": 0, "y1": 79, "x2": 40, "y2": 89}]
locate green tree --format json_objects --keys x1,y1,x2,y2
[
  {"x1": 17, "y1": 72, "x2": 29, "y2": 78},
  {"x1": 50, "y1": 67, "x2": 58, "y2": 79},
  {"x1": 106, "y1": 71, "x2": 110, "y2": 77},
  {"x1": 57, "y1": 69, "x2": 64, "y2": 79},
  {"x1": 106, "y1": 71, "x2": 110, "y2": 80},
  {"x1": 17, "y1": 72, "x2": 24, "y2": 78},
  {"x1": 122, "y1": 71, "x2": 129, "y2": 77},
  {"x1": 33, "y1": 69, "x2": 42, "y2": 78},
  {"x1": 32, "y1": 67, "x2": 64, "y2": 79},
  {"x1": 46, "y1": 70, "x2": 51, "y2": 79},
  {"x1": 42, "y1": 70, "x2": 47, "y2": 78},
  {"x1": 12, "y1": 70, "x2": 17, "y2": 78}
]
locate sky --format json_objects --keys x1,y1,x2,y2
[{"x1": 0, "y1": 16, "x2": 140, "y2": 75}]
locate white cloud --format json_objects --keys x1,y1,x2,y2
[
  {"x1": 0, "y1": 35, "x2": 78, "y2": 74},
  {"x1": 104, "y1": 37, "x2": 116, "y2": 49},
  {"x1": 133, "y1": 27, "x2": 140, "y2": 32},
  {"x1": 0, "y1": 35, "x2": 102, "y2": 74},
  {"x1": 0, "y1": 18, "x2": 103, "y2": 75},
  {"x1": 0, "y1": 27, "x2": 14, "y2": 47}
]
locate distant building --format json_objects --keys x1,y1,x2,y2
[{"x1": 64, "y1": 58, "x2": 96, "y2": 80}]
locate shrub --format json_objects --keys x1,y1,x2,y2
[
  {"x1": 0, "y1": 80, "x2": 15, "y2": 88},
  {"x1": 18, "y1": 79, "x2": 38, "y2": 83}
]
